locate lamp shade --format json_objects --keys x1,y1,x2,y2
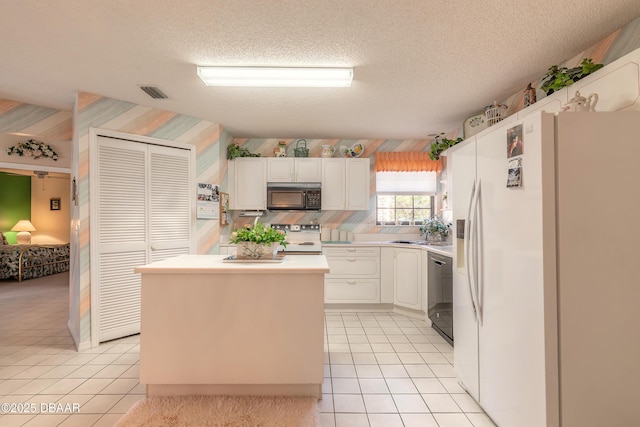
[
  {"x1": 11, "y1": 220, "x2": 35, "y2": 244},
  {"x1": 11, "y1": 220, "x2": 36, "y2": 232}
]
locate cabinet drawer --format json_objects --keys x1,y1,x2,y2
[
  {"x1": 325, "y1": 278, "x2": 380, "y2": 303},
  {"x1": 326, "y1": 256, "x2": 380, "y2": 277},
  {"x1": 323, "y1": 246, "x2": 380, "y2": 257}
]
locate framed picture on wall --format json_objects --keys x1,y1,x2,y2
[{"x1": 50, "y1": 198, "x2": 61, "y2": 210}]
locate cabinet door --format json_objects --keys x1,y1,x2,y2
[
  {"x1": 267, "y1": 158, "x2": 294, "y2": 182},
  {"x1": 346, "y1": 158, "x2": 370, "y2": 210},
  {"x1": 234, "y1": 158, "x2": 266, "y2": 210},
  {"x1": 394, "y1": 248, "x2": 422, "y2": 310},
  {"x1": 380, "y1": 247, "x2": 395, "y2": 303},
  {"x1": 295, "y1": 158, "x2": 322, "y2": 182},
  {"x1": 321, "y1": 158, "x2": 345, "y2": 210},
  {"x1": 422, "y1": 251, "x2": 430, "y2": 318},
  {"x1": 325, "y1": 279, "x2": 380, "y2": 303}
]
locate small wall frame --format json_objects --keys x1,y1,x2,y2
[{"x1": 50, "y1": 198, "x2": 61, "y2": 210}]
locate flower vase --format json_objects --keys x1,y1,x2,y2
[
  {"x1": 426, "y1": 232, "x2": 446, "y2": 244},
  {"x1": 236, "y1": 241, "x2": 277, "y2": 259}
]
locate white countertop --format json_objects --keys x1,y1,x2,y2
[
  {"x1": 134, "y1": 254, "x2": 330, "y2": 275},
  {"x1": 322, "y1": 241, "x2": 453, "y2": 257}
]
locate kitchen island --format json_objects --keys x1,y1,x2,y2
[{"x1": 134, "y1": 254, "x2": 329, "y2": 398}]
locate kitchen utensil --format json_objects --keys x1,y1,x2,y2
[
  {"x1": 321, "y1": 145, "x2": 336, "y2": 157},
  {"x1": 563, "y1": 91, "x2": 598, "y2": 112},
  {"x1": 340, "y1": 143, "x2": 364, "y2": 158},
  {"x1": 293, "y1": 139, "x2": 309, "y2": 157}
]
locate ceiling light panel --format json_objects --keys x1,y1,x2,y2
[{"x1": 197, "y1": 66, "x2": 353, "y2": 87}]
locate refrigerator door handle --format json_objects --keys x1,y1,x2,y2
[
  {"x1": 465, "y1": 179, "x2": 478, "y2": 320},
  {"x1": 471, "y1": 179, "x2": 482, "y2": 325}
]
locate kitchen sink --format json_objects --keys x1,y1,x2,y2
[
  {"x1": 387, "y1": 240, "x2": 427, "y2": 245},
  {"x1": 386, "y1": 240, "x2": 452, "y2": 247}
]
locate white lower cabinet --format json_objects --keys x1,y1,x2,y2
[
  {"x1": 381, "y1": 247, "x2": 422, "y2": 310},
  {"x1": 422, "y1": 251, "x2": 429, "y2": 318},
  {"x1": 324, "y1": 246, "x2": 380, "y2": 303}
]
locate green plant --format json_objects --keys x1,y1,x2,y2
[
  {"x1": 429, "y1": 133, "x2": 464, "y2": 160},
  {"x1": 539, "y1": 58, "x2": 603, "y2": 96},
  {"x1": 229, "y1": 221, "x2": 287, "y2": 247},
  {"x1": 227, "y1": 143, "x2": 261, "y2": 160},
  {"x1": 419, "y1": 217, "x2": 451, "y2": 238}
]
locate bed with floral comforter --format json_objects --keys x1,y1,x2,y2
[{"x1": 0, "y1": 244, "x2": 70, "y2": 282}]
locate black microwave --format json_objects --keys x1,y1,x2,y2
[{"x1": 266, "y1": 182, "x2": 322, "y2": 211}]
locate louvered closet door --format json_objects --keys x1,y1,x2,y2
[
  {"x1": 94, "y1": 136, "x2": 193, "y2": 343},
  {"x1": 95, "y1": 136, "x2": 148, "y2": 342},
  {"x1": 148, "y1": 144, "x2": 192, "y2": 262}
]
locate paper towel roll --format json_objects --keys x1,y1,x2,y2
[
  {"x1": 339, "y1": 230, "x2": 347, "y2": 241},
  {"x1": 331, "y1": 229, "x2": 340, "y2": 241},
  {"x1": 321, "y1": 228, "x2": 330, "y2": 242}
]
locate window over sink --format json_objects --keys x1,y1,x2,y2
[{"x1": 375, "y1": 172, "x2": 436, "y2": 225}]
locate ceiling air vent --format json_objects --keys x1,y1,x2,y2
[{"x1": 139, "y1": 85, "x2": 168, "y2": 99}]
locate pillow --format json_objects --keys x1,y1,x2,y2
[{"x1": 0, "y1": 231, "x2": 7, "y2": 245}]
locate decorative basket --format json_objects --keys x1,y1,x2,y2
[
  {"x1": 235, "y1": 241, "x2": 277, "y2": 259},
  {"x1": 484, "y1": 101, "x2": 508, "y2": 127},
  {"x1": 293, "y1": 139, "x2": 309, "y2": 157}
]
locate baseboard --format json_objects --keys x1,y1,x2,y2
[
  {"x1": 67, "y1": 319, "x2": 91, "y2": 352},
  {"x1": 392, "y1": 305, "x2": 426, "y2": 320},
  {"x1": 324, "y1": 303, "x2": 394, "y2": 312},
  {"x1": 324, "y1": 303, "x2": 427, "y2": 321}
]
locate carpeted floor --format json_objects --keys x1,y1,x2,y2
[{"x1": 114, "y1": 395, "x2": 320, "y2": 427}]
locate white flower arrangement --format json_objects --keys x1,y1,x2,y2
[
  {"x1": 6, "y1": 139, "x2": 59, "y2": 161},
  {"x1": 419, "y1": 217, "x2": 451, "y2": 238}
]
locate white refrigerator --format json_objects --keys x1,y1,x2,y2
[{"x1": 451, "y1": 111, "x2": 640, "y2": 427}]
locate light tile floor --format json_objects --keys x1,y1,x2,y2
[{"x1": 0, "y1": 272, "x2": 495, "y2": 427}]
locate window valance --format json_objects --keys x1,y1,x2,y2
[{"x1": 374, "y1": 152, "x2": 442, "y2": 173}]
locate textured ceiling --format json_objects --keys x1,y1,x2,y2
[{"x1": 2, "y1": 1, "x2": 640, "y2": 139}]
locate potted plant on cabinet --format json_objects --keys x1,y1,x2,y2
[
  {"x1": 429, "y1": 134, "x2": 464, "y2": 160},
  {"x1": 539, "y1": 58, "x2": 603, "y2": 96},
  {"x1": 229, "y1": 221, "x2": 287, "y2": 259},
  {"x1": 227, "y1": 143, "x2": 261, "y2": 160}
]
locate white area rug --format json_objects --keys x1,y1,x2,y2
[{"x1": 114, "y1": 395, "x2": 320, "y2": 427}]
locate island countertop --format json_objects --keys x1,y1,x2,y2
[
  {"x1": 134, "y1": 254, "x2": 329, "y2": 275},
  {"x1": 137, "y1": 253, "x2": 327, "y2": 398}
]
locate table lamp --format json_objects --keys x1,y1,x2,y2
[{"x1": 11, "y1": 220, "x2": 36, "y2": 244}]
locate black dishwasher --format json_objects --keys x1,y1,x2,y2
[{"x1": 428, "y1": 253, "x2": 453, "y2": 345}]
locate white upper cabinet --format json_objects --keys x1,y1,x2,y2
[
  {"x1": 231, "y1": 158, "x2": 267, "y2": 210},
  {"x1": 570, "y1": 61, "x2": 639, "y2": 112},
  {"x1": 346, "y1": 158, "x2": 370, "y2": 210},
  {"x1": 266, "y1": 158, "x2": 294, "y2": 181},
  {"x1": 295, "y1": 158, "x2": 323, "y2": 182},
  {"x1": 321, "y1": 158, "x2": 370, "y2": 211},
  {"x1": 267, "y1": 158, "x2": 322, "y2": 182},
  {"x1": 321, "y1": 158, "x2": 346, "y2": 210}
]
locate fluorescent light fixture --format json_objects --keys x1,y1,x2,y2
[{"x1": 197, "y1": 66, "x2": 353, "y2": 87}]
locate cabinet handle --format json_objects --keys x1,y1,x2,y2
[
  {"x1": 347, "y1": 280, "x2": 356, "y2": 285},
  {"x1": 347, "y1": 248, "x2": 356, "y2": 252},
  {"x1": 346, "y1": 258, "x2": 356, "y2": 262}
]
